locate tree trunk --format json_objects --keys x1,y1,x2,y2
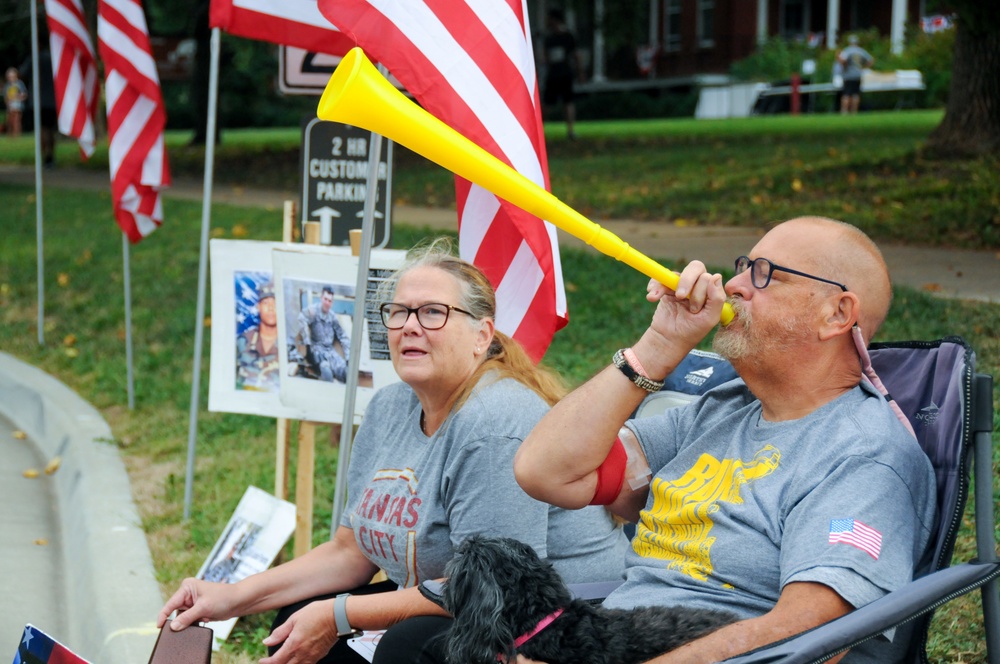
[{"x1": 925, "y1": 14, "x2": 1000, "y2": 157}]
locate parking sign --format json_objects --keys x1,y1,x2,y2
[{"x1": 301, "y1": 117, "x2": 392, "y2": 248}]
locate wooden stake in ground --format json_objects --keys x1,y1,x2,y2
[{"x1": 293, "y1": 220, "x2": 322, "y2": 557}]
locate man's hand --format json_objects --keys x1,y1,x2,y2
[
  {"x1": 260, "y1": 600, "x2": 338, "y2": 664},
  {"x1": 635, "y1": 261, "x2": 726, "y2": 379}
]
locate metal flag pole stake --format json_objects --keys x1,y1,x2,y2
[
  {"x1": 331, "y1": 72, "x2": 388, "y2": 529},
  {"x1": 30, "y1": 0, "x2": 45, "y2": 346},
  {"x1": 184, "y1": 26, "x2": 222, "y2": 520},
  {"x1": 122, "y1": 234, "x2": 135, "y2": 409}
]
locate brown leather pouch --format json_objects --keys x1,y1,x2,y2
[{"x1": 148, "y1": 622, "x2": 213, "y2": 664}]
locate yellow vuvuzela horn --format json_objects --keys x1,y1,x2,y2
[{"x1": 318, "y1": 48, "x2": 733, "y2": 326}]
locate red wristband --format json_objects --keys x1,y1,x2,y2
[{"x1": 591, "y1": 437, "x2": 627, "y2": 505}]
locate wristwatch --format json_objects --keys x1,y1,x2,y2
[{"x1": 333, "y1": 593, "x2": 363, "y2": 639}]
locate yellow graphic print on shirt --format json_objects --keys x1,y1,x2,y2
[{"x1": 633, "y1": 445, "x2": 780, "y2": 582}]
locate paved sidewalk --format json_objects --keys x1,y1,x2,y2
[
  {"x1": 3, "y1": 164, "x2": 997, "y2": 303},
  {"x1": 0, "y1": 352, "x2": 162, "y2": 664}
]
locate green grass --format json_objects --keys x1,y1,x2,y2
[
  {"x1": 1, "y1": 111, "x2": 999, "y2": 661},
  {"x1": 4, "y1": 110, "x2": 998, "y2": 250}
]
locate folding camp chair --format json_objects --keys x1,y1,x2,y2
[{"x1": 717, "y1": 336, "x2": 999, "y2": 664}]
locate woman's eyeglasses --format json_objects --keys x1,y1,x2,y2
[{"x1": 379, "y1": 302, "x2": 476, "y2": 330}]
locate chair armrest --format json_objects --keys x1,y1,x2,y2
[
  {"x1": 569, "y1": 579, "x2": 625, "y2": 602},
  {"x1": 720, "y1": 561, "x2": 1000, "y2": 664}
]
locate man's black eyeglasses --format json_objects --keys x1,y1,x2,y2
[
  {"x1": 735, "y1": 256, "x2": 848, "y2": 292},
  {"x1": 379, "y1": 302, "x2": 477, "y2": 330}
]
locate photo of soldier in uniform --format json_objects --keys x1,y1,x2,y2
[
  {"x1": 284, "y1": 280, "x2": 353, "y2": 383},
  {"x1": 234, "y1": 274, "x2": 280, "y2": 392}
]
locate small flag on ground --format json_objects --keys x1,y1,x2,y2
[{"x1": 13, "y1": 624, "x2": 90, "y2": 664}]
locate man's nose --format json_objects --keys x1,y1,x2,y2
[{"x1": 725, "y1": 270, "x2": 754, "y2": 299}]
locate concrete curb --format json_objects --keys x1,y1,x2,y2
[{"x1": 0, "y1": 352, "x2": 162, "y2": 664}]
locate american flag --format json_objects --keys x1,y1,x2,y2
[
  {"x1": 829, "y1": 518, "x2": 882, "y2": 560},
  {"x1": 13, "y1": 624, "x2": 90, "y2": 664},
  {"x1": 209, "y1": 0, "x2": 355, "y2": 56},
  {"x1": 44, "y1": 0, "x2": 99, "y2": 159},
  {"x1": 97, "y1": 0, "x2": 170, "y2": 243},
  {"x1": 318, "y1": 0, "x2": 569, "y2": 362}
]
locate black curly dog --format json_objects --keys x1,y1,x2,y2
[{"x1": 432, "y1": 535, "x2": 738, "y2": 664}]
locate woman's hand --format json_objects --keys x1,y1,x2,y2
[
  {"x1": 260, "y1": 599, "x2": 338, "y2": 664},
  {"x1": 157, "y1": 578, "x2": 239, "y2": 630}
]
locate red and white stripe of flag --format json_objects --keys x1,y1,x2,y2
[
  {"x1": 98, "y1": 0, "x2": 170, "y2": 243},
  {"x1": 44, "y1": 0, "x2": 99, "y2": 159},
  {"x1": 209, "y1": 0, "x2": 355, "y2": 56},
  {"x1": 319, "y1": 0, "x2": 568, "y2": 362}
]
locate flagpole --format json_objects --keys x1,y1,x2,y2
[
  {"x1": 122, "y1": 234, "x2": 135, "y2": 409},
  {"x1": 184, "y1": 26, "x2": 221, "y2": 520},
  {"x1": 331, "y1": 86, "x2": 386, "y2": 530},
  {"x1": 30, "y1": 0, "x2": 45, "y2": 346}
]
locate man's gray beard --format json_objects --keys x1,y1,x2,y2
[
  {"x1": 712, "y1": 298, "x2": 805, "y2": 363},
  {"x1": 712, "y1": 299, "x2": 752, "y2": 360}
]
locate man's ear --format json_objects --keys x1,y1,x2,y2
[{"x1": 817, "y1": 292, "x2": 859, "y2": 341}]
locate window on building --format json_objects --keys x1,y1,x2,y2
[
  {"x1": 697, "y1": 0, "x2": 715, "y2": 48},
  {"x1": 664, "y1": 0, "x2": 682, "y2": 52},
  {"x1": 781, "y1": 0, "x2": 809, "y2": 40}
]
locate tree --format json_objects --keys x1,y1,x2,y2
[{"x1": 925, "y1": 1, "x2": 1000, "y2": 156}]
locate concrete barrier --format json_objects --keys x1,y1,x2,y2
[{"x1": 0, "y1": 352, "x2": 162, "y2": 663}]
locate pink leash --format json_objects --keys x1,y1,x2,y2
[{"x1": 852, "y1": 325, "x2": 916, "y2": 438}]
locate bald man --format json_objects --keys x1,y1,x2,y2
[{"x1": 514, "y1": 217, "x2": 936, "y2": 663}]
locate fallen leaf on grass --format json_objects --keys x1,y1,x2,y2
[
  {"x1": 0, "y1": 283, "x2": 9, "y2": 295},
  {"x1": 791, "y1": 178, "x2": 804, "y2": 192},
  {"x1": 922, "y1": 283, "x2": 943, "y2": 292},
  {"x1": 63, "y1": 334, "x2": 76, "y2": 346},
  {"x1": 211, "y1": 228, "x2": 226, "y2": 238},
  {"x1": 232, "y1": 224, "x2": 249, "y2": 238},
  {"x1": 64, "y1": 347, "x2": 79, "y2": 359},
  {"x1": 57, "y1": 273, "x2": 70, "y2": 287}
]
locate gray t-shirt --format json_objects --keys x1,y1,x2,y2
[
  {"x1": 343, "y1": 375, "x2": 627, "y2": 587},
  {"x1": 839, "y1": 45, "x2": 873, "y2": 80},
  {"x1": 604, "y1": 379, "x2": 936, "y2": 662}
]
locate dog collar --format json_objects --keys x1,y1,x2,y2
[{"x1": 512, "y1": 607, "x2": 565, "y2": 649}]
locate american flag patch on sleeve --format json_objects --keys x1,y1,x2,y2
[{"x1": 829, "y1": 518, "x2": 882, "y2": 559}]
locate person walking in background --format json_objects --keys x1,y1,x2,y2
[
  {"x1": 837, "y1": 35, "x2": 874, "y2": 115},
  {"x1": 4, "y1": 67, "x2": 28, "y2": 138},
  {"x1": 542, "y1": 8, "x2": 583, "y2": 139}
]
